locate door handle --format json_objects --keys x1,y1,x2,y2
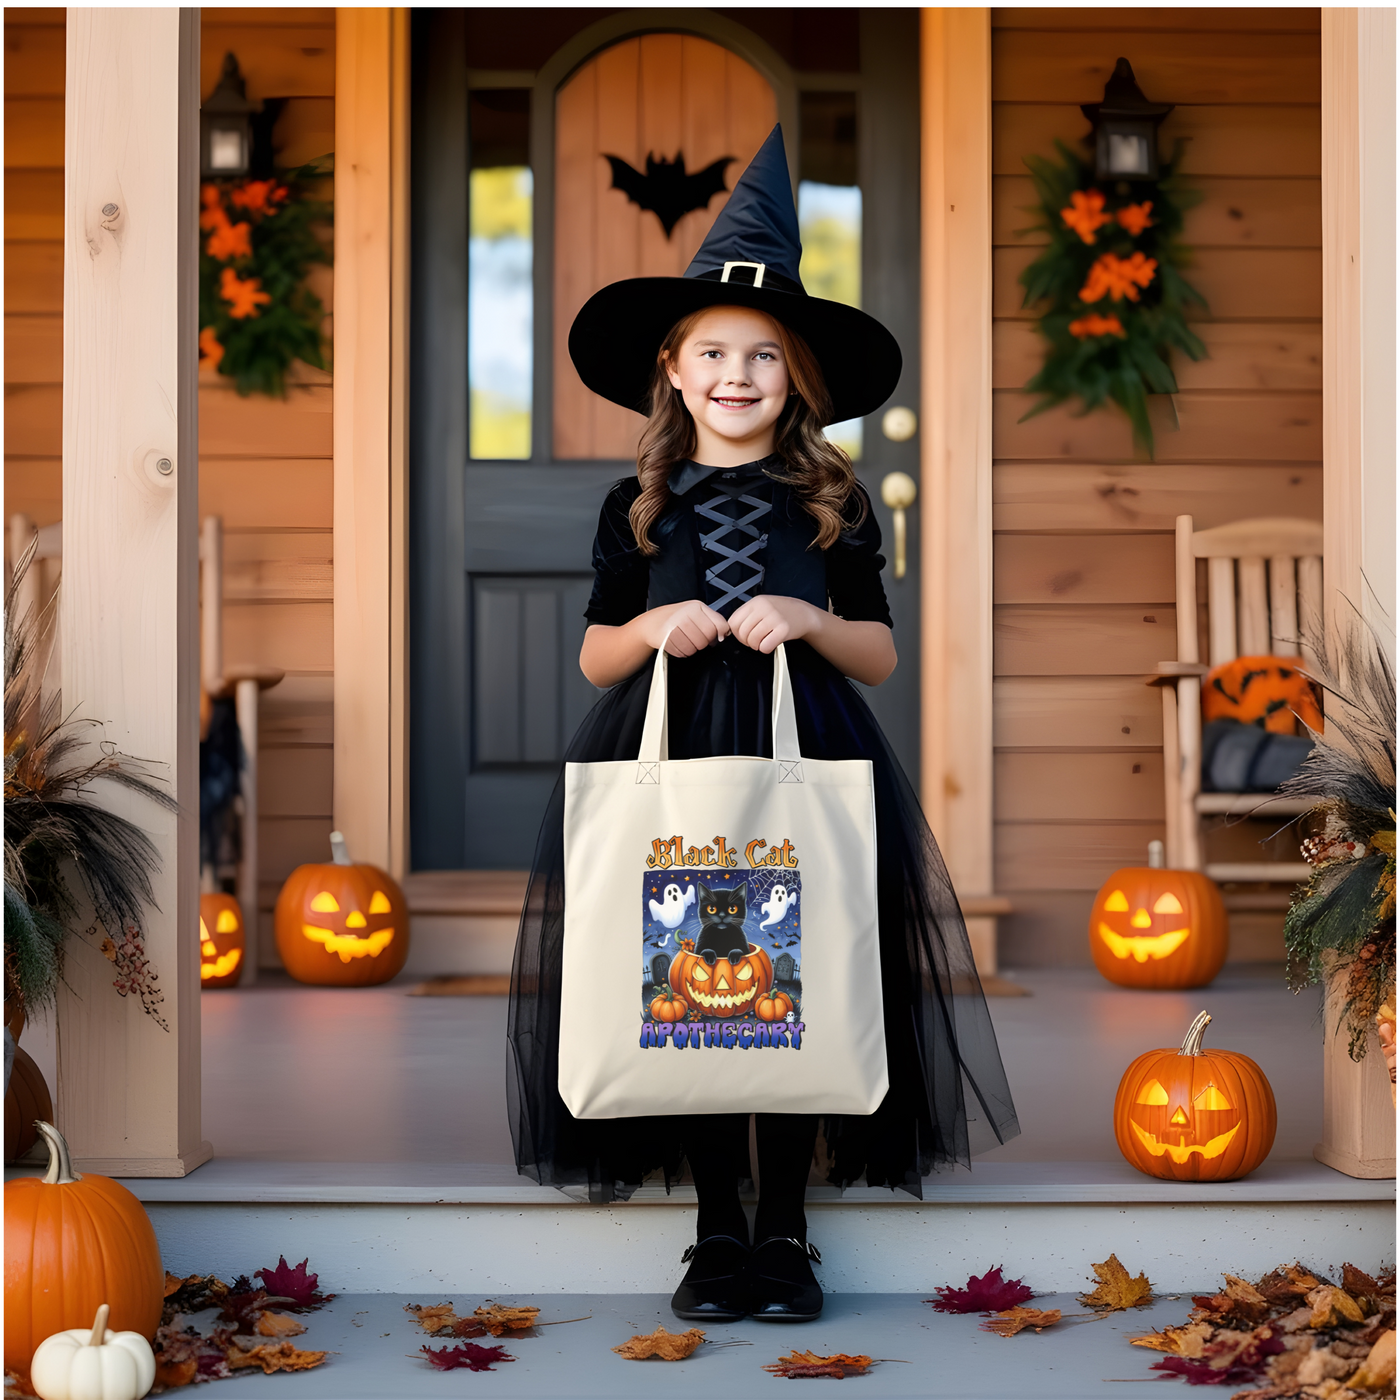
[{"x1": 880, "y1": 472, "x2": 918, "y2": 579}]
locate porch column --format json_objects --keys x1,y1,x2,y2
[
  {"x1": 58, "y1": 8, "x2": 210, "y2": 1175},
  {"x1": 919, "y1": 11, "x2": 998, "y2": 962},
  {"x1": 333, "y1": 8, "x2": 411, "y2": 875}
]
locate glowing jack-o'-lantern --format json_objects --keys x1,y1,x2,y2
[
  {"x1": 1089, "y1": 861, "x2": 1226, "y2": 989},
  {"x1": 198, "y1": 892, "x2": 245, "y2": 989},
  {"x1": 273, "y1": 832, "x2": 409, "y2": 986},
  {"x1": 1114, "y1": 1010, "x2": 1276, "y2": 1182},
  {"x1": 669, "y1": 944, "x2": 773, "y2": 1017}
]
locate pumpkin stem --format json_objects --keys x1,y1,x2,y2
[
  {"x1": 36, "y1": 1119, "x2": 82, "y2": 1184},
  {"x1": 329, "y1": 830, "x2": 353, "y2": 866},
  {"x1": 88, "y1": 1303, "x2": 110, "y2": 1347},
  {"x1": 1180, "y1": 1010, "x2": 1212, "y2": 1056}
]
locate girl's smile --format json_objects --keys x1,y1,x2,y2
[{"x1": 665, "y1": 306, "x2": 791, "y2": 464}]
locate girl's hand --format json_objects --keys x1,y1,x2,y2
[
  {"x1": 639, "y1": 599, "x2": 731, "y2": 657},
  {"x1": 728, "y1": 595, "x2": 823, "y2": 654}
]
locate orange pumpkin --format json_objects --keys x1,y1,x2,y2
[
  {"x1": 4, "y1": 1047, "x2": 53, "y2": 1163},
  {"x1": 274, "y1": 834, "x2": 408, "y2": 986},
  {"x1": 1114, "y1": 1011, "x2": 1277, "y2": 1182},
  {"x1": 199, "y1": 892, "x2": 246, "y2": 989},
  {"x1": 668, "y1": 944, "x2": 773, "y2": 1018},
  {"x1": 756, "y1": 990, "x2": 794, "y2": 1022},
  {"x1": 1202, "y1": 655, "x2": 1323, "y2": 735},
  {"x1": 649, "y1": 991, "x2": 689, "y2": 1022},
  {"x1": 1089, "y1": 866, "x2": 1227, "y2": 989},
  {"x1": 4, "y1": 1121, "x2": 163, "y2": 1373}
]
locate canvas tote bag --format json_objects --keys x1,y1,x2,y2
[{"x1": 558, "y1": 641, "x2": 887, "y2": 1118}]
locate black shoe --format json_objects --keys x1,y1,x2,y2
[
  {"x1": 745, "y1": 1237, "x2": 823, "y2": 1321},
  {"x1": 670, "y1": 1234, "x2": 751, "y2": 1322}
]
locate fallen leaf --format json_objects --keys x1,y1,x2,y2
[
  {"x1": 473, "y1": 1303, "x2": 541, "y2": 1336},
  {"x1": 255, "y1": 1311, "x2": 307, "y2": 1338},
  {"x1": 226, "y1": 1341, "x2": 327, "y2": 1374},
  {"x1": 152, "y1": 1357, "x2": 197, "y2": 1389},
  {"x1": 1257, "y1": 1262, "x2": 1324, "y2": 1304},
  {"x1": 980, "y1": 1307, "x2": 1062, "y2": 1337},
  {"x1": 218, "y1": 1280, "x2": 271, "y2": 1333},
  {"x1": 255, "y1": 1256, "x2": 334, "y2": 1310},
  {"x1": 763, "y1": 1350, "x2": 874, "y2": 1378},
  {"x1": 1080, "y1": 1254, "x2": 1153, "y2": 1312},
  {"x1": 1129, "y1": 1322, "x2": 1212, "y2": 1357},
  {"x1": 1348, "y1": 1328, "x2": 1396, "y2": 1391},
  {"x1": 612, "y1": 1326, "x2": 706, "y2": 1360},
  {"x1": 159, "y1": 1273, "x2": 229, "y2": 1324},
  {"x1": 1149, "y1": 1353, "x2": 1259, "y2": 1386},
  {"x1": 405, "y1": 1302, "x2": 461, "y2": 1335},
  {"x1": 1309, "y1": 1286, "x2": 1367, "y2": 1329},
  {"x1": 451, "y1": 1317, "x2": 488, "y2": 1338},
  {"x1": 927, "y1": 1265, "x2": 1035, "y2": 1314},
  {"x1": 420, "y1": 1342, "x2": 514, "y2": 1372}
]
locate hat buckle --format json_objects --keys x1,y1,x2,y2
[{"x1": 720, "y1": 261, "x2": 766, "y2": 288}]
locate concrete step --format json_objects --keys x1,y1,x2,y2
[{"x1": 118, "y1": 1158, "x2": 1393, "y2": 1295}]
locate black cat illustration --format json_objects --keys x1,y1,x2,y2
[{"x1": 694, "y1": 881, "x2": 749, "y2": 963}]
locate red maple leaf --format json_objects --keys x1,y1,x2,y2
[
  {"x1": 927, "y1": 1266, "x2": 1035, "y2": 1314},
  {"x1": 1149, "y1": 1355, "x2": 1261, "y2": 1386},
  {"x1": 217, "y1": 1280, "x2": 270, "y2": 1333},
  {"x1": 255, "y1": 1257, "x2": 335, "y2": 1311},
  {"x1": 420, "y1": 1343, "x2": 515, "y2": 1372}
]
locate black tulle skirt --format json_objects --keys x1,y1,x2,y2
[{"x1": 507, "y1": 638, "x2": 1020, "y2": 1200}]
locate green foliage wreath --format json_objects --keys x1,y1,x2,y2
[
  {"x1": 1017, "y1": 140, "x2": 1206, "y2": 457},
  {"x1": 198, "y1": 160, "x2": 332, "y2": 397}
]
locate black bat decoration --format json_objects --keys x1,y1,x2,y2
[{"x1": 604, "y1": 151, "x2": 735, "y2": 238}]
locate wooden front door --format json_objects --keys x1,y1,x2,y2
[{"x1": 410, "y1": 11, "x2": 922, "y2": 871}]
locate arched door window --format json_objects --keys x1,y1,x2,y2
[{"x1": 552, "y1": 35, "x2": 778, "y2": 460}]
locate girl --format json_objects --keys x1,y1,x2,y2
[{"x1": 508, "y1": 127, "x2": 1018, "y2": 1323}]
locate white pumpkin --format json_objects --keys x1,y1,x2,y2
[{"x1": 30, "y1": 1305, "x2": 155, "y2": 1400}]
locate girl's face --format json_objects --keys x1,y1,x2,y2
[{"x1": 665, "y1": 306, "x2": 792, "y2": 465}]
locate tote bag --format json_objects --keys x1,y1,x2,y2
[{"x1": 558, "y1": 641, "x2": 887, "y2": 1118}]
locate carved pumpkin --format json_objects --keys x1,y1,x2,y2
[
  {"x1": 4, "y1": 1047, "x2": 53, "y2": 1164},
  {"x1": 4, "y1": 1122, "x2": 164, "y2": 1375},
  {"x1": 649, "y1": 991, "x2": 689, "y2": 1022},
  {"x1": 1114, "y1": 1011, "x2": 1277, "y2": 1182},
  {"x1": 756, "y1": 990, "x2": 793, "y2": 1022},
  {"x1": 1089, "y1": 866, "x2": 1226, "y2": 989},
  {"x1": 669, "y1": 944, "x2": 773, "y2": 1018},
  {"x1": 198, "y1": 892, "x2": 245, "y2": 989},
  {"x1": 274, "y1": 833, "x2": 408, "y2": 987}
]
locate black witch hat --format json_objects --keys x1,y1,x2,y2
[{"x1": 568, "y1": 125, "x2": 902, "y2": 425}]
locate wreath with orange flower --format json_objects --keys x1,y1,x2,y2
[
  {"x1": 198, "y1": 161, "x2": 332, "y2": 397},
  {"x1": 1017, "y1": 140, "x2": 1206, "y2": 456}
]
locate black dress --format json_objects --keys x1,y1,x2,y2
[{"x1": 507, "y1": 460, "x2": 1020, "y2": 1202}]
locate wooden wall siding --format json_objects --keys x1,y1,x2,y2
[
  {"x1": 1, "y1": 9, "x2": 337, "y2": 969},
  {"x1": 552, "y1": 35, "x2": 778, "y2": 461},
  {"x1": 991, "y1": 8, "x2": 1322, "y2": 965}
]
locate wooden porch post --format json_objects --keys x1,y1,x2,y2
[
  {"x1": 919, "y1": 10, "x2": 998, "y2": 968},
  {"x1": 333, "y1": 8, "x2": 411, "y2": 875},
  {"x1": 58, "y1": 8, "x2": 210, "y2": 1175}
]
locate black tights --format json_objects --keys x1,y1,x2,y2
[{"x1": 682, "y1": 1113, "x2": 818, "y2": 1246}]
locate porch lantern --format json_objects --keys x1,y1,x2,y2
[
  {"x1": 1081, "y1": 57, "x2": 1174, "y2": 183},
  {"x1": 201, "y1": 53, "x2": 258, "y2": 178}
]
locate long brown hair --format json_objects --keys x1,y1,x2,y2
[{"x1": 628, "y1": 308, "x2": 866, "y2": 555}]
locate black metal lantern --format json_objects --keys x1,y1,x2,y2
[
  {"x1": 1080, "y1": 58, "x2": 1174, "y2": 183},
  {"x1": 201, "y1": 53, "x2": 258, "y2": 179}
]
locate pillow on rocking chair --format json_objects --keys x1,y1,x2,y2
[
  {"x1": 1202, "y1": 655, "x2": 1323, "y2": 735},
  {"x1": 1201, "y1": 718, "x2": 1313, "y2": 793}
]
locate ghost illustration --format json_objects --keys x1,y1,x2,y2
[
  {"x1": 759, "y1": 884, "x2": 797, "y2": 930},
  {"x1": 648, "y1": 882, "x2": 695, "y2": 930}
]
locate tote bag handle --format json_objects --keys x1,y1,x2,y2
[{"x1": 637, "y1": 635, "x2": 801, "y2": 766}]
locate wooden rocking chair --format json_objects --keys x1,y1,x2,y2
[{"x1": 1153, "y1": 514, "x2": 1322, "y2": 883}]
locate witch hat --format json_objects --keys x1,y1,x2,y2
[{"x1": 568, "y1": 125, "x2": 901, "y2": 425}]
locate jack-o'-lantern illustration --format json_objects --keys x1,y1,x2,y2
[
  {"x1": 1089, "y1": 864, "x2": 1226, "y2": 989},
  {"x1": 274, "y1": 833, "x2": 409, "y2": 986},
  {"x1": 199, "y1": 892, "x2": 245, "y2": 989},
  {"x1": 1113, "y1": 1010, "x2": 1276, "y2": 1182},
  {"x1": 669, "y1": 944, "x2": 773, "y2": 1017}
]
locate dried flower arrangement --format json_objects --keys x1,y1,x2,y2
[{"x1": 1017, "y1": 139, "x2": 1206, "y2": 457}]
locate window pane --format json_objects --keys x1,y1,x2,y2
[
  {"x1": 799, "y1": 180, "x2": 863, "y2": 460},
  {"x1": 469, "y1": 166, "x2": 533, "y2": 460}
]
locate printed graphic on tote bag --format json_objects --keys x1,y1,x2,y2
[{"x1": 639, "y1": 834, "x2": 804, "y2": 1050}]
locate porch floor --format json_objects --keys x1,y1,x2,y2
[{"x1": 138, "y1": 1290, "x2": 1240, "y2": 1399}]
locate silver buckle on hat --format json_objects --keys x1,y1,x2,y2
[{"x1": 720, "y1": 261, "x2": 766, "y2": 287}]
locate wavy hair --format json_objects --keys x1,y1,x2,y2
[{"x1": 628, "y1": 309, "x2": 866, "y2": 556}]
